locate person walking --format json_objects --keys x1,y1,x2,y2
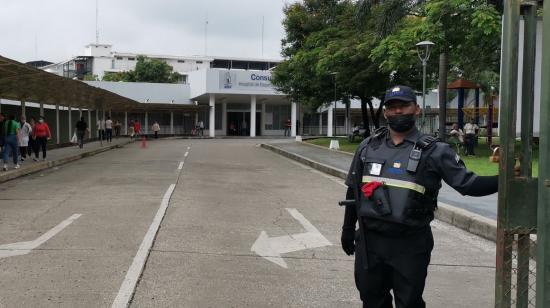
[
  {"x1": 152, "y1": 121, "x2": 160, "y2": 139},
  {"x1": 18, "y1": 116, "x2": 32, "y2": 162},
  {"x1": 28, "y1": 117, "x2": 37, "y2": 158},
  {"x1": 341, "y1": 86, "x2": 498, "y2": 308},
  {"x1": 128, "y1": 120, "x2": 135, "y2": 139},
  {"x1": 105, "y1": 116, "x2": 113, "y2": 143},
  {"x1": 114, "y1": 120, "x2": 121, "y2": 137},
  {"x1": 284, "y1": 118, "x2": 291, "y2": 137},
  {"x1": 32, "y1": 116, "x2": 51, "y2": 161},
  {"x1": 96, "y1": 118, "x2": 106, "y2": 142},
  {"x1": 134, "y1": 120, "x2": 141, "y2": 138},
  {"x1": 75, "y1": 117, "x2": 88, "y2": 149},
  {"x1": 2, "y1": 114, "x2": 20, "y2": 171}
]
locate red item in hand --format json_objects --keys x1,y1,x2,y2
[{"x1": 361, "y1": 181, "x2": 383, "y2": 199}]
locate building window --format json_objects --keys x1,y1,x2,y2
[
  {"x1": 196, "y1": 61, "x2": 203, "y2": 64},
  {"x1": 111, "y1": 59, "x2": 115, "y2": 69},
  {"x1": 265, "y1": 104, "x2": 290, "y2": 130},
  {"x1": 128, "y1": 57, "x2": 135, "y2": 61},
  {"x1": 116, "y1": 56, "x2": 123, "y2": 60},
  {"x1": 177, "y1": 60, "x2": 185, "y2": 63}
]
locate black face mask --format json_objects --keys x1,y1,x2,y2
[{"x1": 387, "y1": 114, "x2": 416, "y2": 132}]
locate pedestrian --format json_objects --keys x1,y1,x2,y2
[
  {"x1": 463, "y1": 119, "x2": 479, "y2": 156},
  {"x1": 114, "y1": 120, "x2": 121, "y2": 137},
  {"x1": 341, "y1": 85, "x2": 498, "y2": 308},
  {"x1": 152, "y1": 121, "x2": 160, "y2": 139},
  {"x1": 284, "y1": 118, "x2": 291, "y2": 136},
  {"x1": 0, "y1": 113, "x2": 6, "y2": 155},
  {"x1": 449, "y1": 123, "x2": 465, "y2": 154},
  {"x1": 134, "y1": 120, "x2": 141, "y2": 138},
  {"x1": 96, "y1": 118, "x2": 105, "y2": 141},
  {"x1": 32, "y1": 116, "x2": 51, "y2": 161},
  {"x1": 129, "y1": 120, "x2": 135, "y2": 139},
  {"x1": 28, "y1": 117, "x2": 37, "y2": 158},
  {"x1": 105, "y1": 116, "x2": 113, "y2": 143},
  {"x1": 241, "y1": 119, "x2": 248, "y2": 136},
  {"x1": 2, "y1": 114, "x2": 20, "y2": 171},
  {"x1": 18, "y1": 116, "x2": 32, "y2": 161},
  {"x1": 75, "y1": 117, "x2": 88, "y2": 149},
  {"x1": 198, "y1": 120, "x2": 204, "y2": 136}
]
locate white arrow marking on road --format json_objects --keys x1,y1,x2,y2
[
  {"x1": 178, "y1": 161, "x2": 184, "y2": 170},
  {"x1": 0, "y1": 214, "x2": 82, "y2": 259},
  {"x1": 184, "y1": 151, "x2": 189, "y2": 157},
  {"x1": 251, "y1": 208, "x2": 331, "y2": 268}
]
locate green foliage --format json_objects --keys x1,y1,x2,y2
[
  {"x1": 370, "y1": 0, "x2": 501, "y2": 90},
  {"x1": 83, "y1": 73, "x2": 99, "y2": 81},
  {"x1": 101, "y1": 55, "x2": 181, "y2": 83}
]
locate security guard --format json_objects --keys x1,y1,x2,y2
[{"x1": 341, "y1": 85, "x2": 498, "y2": 308}]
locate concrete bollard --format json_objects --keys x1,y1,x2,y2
[
  {"x1": 329, "y1": 139, "x2": 340, "y2": 150},
  {"x1": 295, "y1": 135, "x2": 302, "y2": 142}
]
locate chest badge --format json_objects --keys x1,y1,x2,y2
[
  {"x1": 393, "y1": 161, "x2": 401, "y2": 169},
  {"x1": 368, "y1": 163, "x2": 383, "y2": 176}
]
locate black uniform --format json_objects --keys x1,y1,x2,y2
[{"x1": 343, "y1": 127, "x2": 497, "y2": 308}]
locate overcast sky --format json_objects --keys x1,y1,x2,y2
[{"x1": 0, "y1": 0, "x2": 297, "y2": 64}]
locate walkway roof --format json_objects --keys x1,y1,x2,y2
[{"x1": 0, "y1": 55, "x2": 202, "y2": 112}]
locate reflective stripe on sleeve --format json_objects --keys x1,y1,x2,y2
[{"x1": 362, "y1": 176, "x2": 426, "y2": 194}]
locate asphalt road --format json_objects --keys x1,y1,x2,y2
[{"x1": 0, "y1": 139, "x2": 495, "y2": 307}]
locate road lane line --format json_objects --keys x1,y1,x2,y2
[
  {"x1": 178, "y1": 162, "x2": 184, "y2": 170},
  {"x1": 0, "y1": 214, "x2": 82, "y2": 259},
  {"x1": 184, "y1": 151, "x2": 189, "y2": 157},
  {"x1": 111, "y1": 184, "x2": 176, "y2": 308}
]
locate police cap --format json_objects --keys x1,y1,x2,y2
[{"x1": 383, "y1": 86, "x2": 417, "y2": 106}]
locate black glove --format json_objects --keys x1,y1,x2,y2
[{"x1": 341, "y1": 228, "x2": 356, "y2": 256}]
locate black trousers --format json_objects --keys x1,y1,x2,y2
[
  {"x1": 465, "y1": 134, "x2": 476, "y2": 155},
  {"x1": 355, "y1": 228, "x2": 433, "y2": 308},
  {"x1": 35, "y1": 137, "x2": 48, "y2": 159}
]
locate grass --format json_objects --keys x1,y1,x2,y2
[{"x1": 306, "y1": 137, "x2": 539, "y2": 177}]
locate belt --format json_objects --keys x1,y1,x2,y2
[{"x1": 362, "y1": 176, "x2": 426, "y2": 194}]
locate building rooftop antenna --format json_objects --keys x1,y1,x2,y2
[{"x1": 95, "y1": 0, "x2": 100, "y2": 44}]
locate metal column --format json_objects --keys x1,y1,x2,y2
[{"x1": 537, "y1": 1, "x2": 550, "y2": 306}]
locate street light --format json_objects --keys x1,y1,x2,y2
[
  {"x1": 330, "y1": 72, "x2": 338, "y2": 137},
  {"x1": 416, "y1": 40, "x2": 435, "y2": 133}
]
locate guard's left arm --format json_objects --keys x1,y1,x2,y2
[{"x1": 429, "y1": 143, "x2": 498, "y2": 196}]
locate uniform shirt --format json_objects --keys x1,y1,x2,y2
[
  {"x1": 463, "y1": 123, "x2": 478, "y2": 135},
  {"x1": 346, "y1": 127, "x2": 478, "y2": 233},
  {"x1": 105, "y1": 119, "x2": 113, "y2": 129}
]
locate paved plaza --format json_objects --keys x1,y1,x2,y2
[{"x1": 0, "y1": 139, "x2": 495, "y2": 307}]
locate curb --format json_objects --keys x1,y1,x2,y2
[
  {"x1": 261, "y1": 143, "x2": 498, "y2": 243},
  {"x1": 0, "y1": 140, "x2": 133, "y2": 184}
]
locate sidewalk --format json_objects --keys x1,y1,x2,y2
[
  {"x1": 0, "y1": 138, "x2": 132, "y2": 184},
  {"x1": 263, "y1": 140, "x2": 498, "y2": 242}
]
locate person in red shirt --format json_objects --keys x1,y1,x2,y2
[
  {"x1": 134, "y1": 120, "x2": 141, "y2": 138},
  {"x1": 32, "y1": 116, "x2": 52, "y2": 161}
]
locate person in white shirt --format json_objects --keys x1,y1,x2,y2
[
  {"x1": 97, "y1": 118, "x2": 106, "y2": 141},
  {"x1": 463, "y1": 119, "x2": 479, "y2": 156},
  {"x1": 105, "y1": 117, "x2": 113, "y2": 143},
  {"x1": 18, "y1": 116, "x2": 32, "y2": 161},
  {"x1": 152, "y1": 121, "x2": 160, "y2": 139}
]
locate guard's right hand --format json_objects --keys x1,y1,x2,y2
[{"x1": 341, "y1": 228, "x2": 356, "y2": 256}]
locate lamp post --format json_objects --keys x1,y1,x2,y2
[
  {"x1": 330, "y1": 72, "x2": 338, "y2": 136},
  {"x1": 416, "y1": 40, "x2": 434, "y2": 133}
]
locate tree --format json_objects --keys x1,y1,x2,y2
[
  {"x1": 273, "y1": 0, "x2": 393, "y2": 135},
  {"x1": 102, "y1": 56, "x2": 181, "y2": 83}
]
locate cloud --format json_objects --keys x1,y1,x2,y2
[{"x1": 0, "y1": 0, "x2": 296, "y2": 63}]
